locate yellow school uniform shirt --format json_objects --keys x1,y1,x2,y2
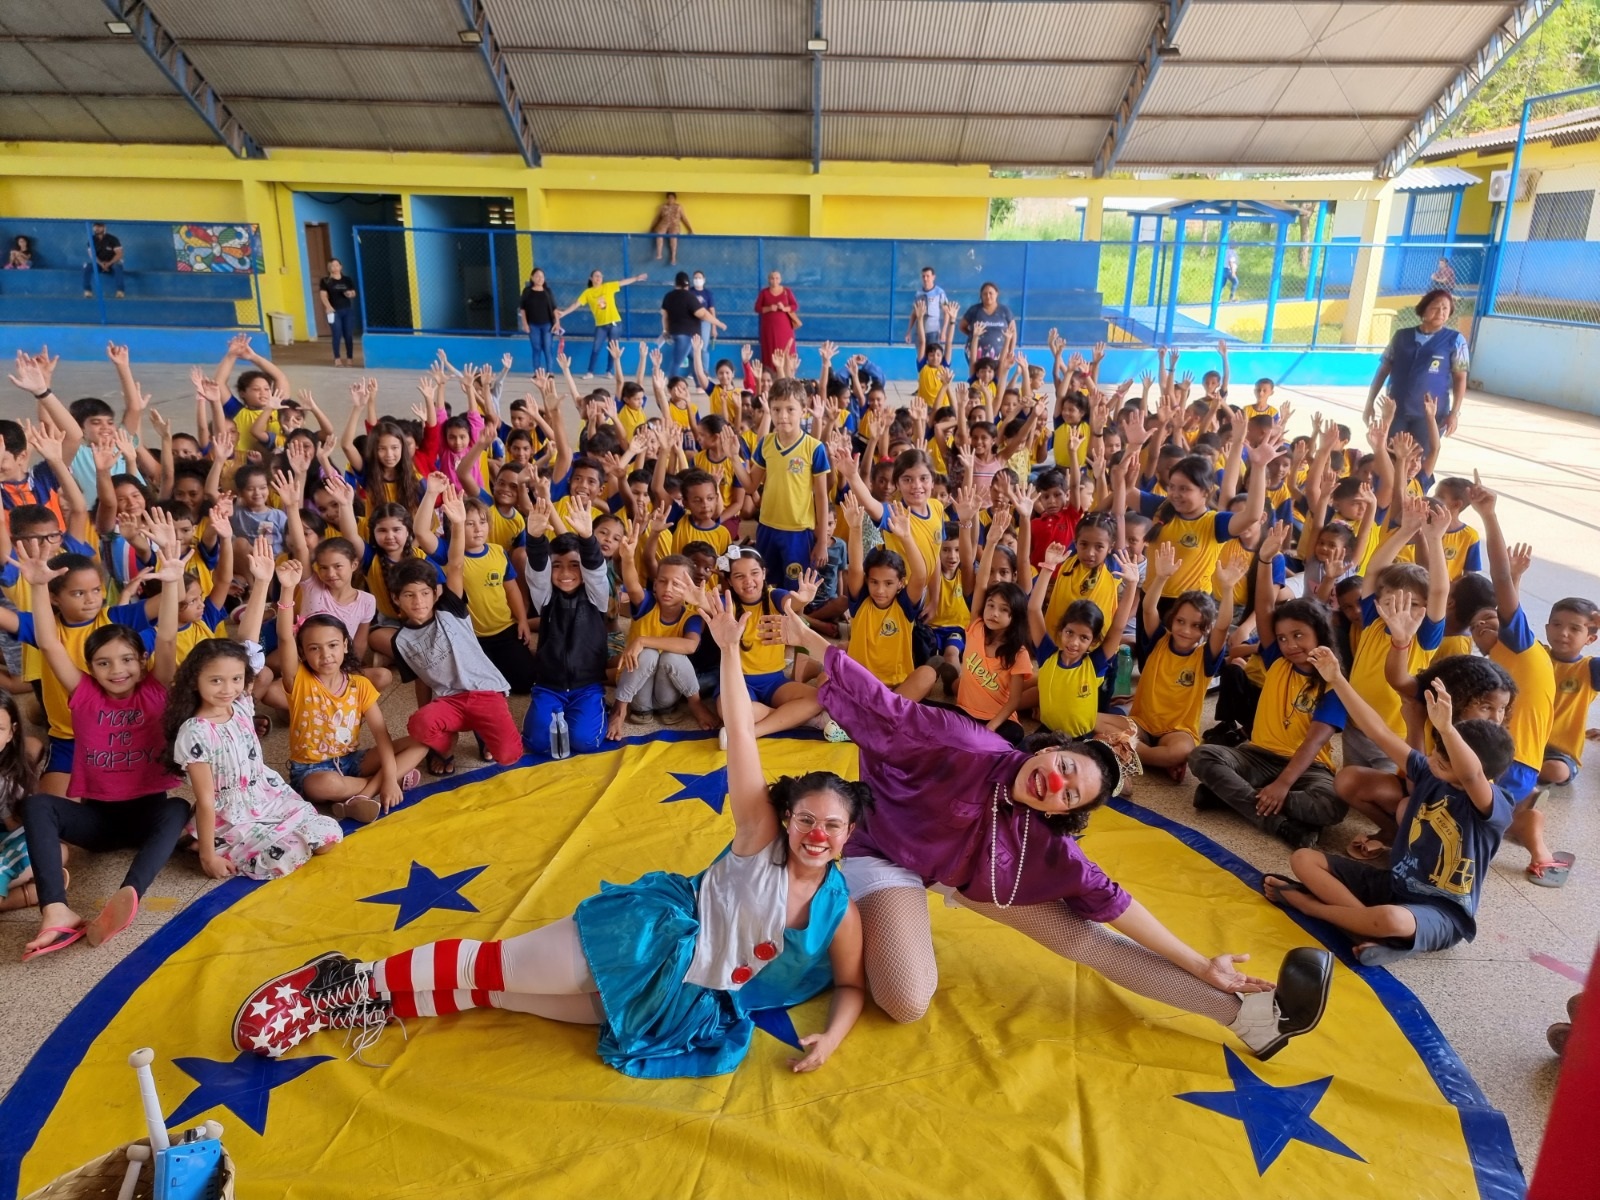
[
  {"x1": 917, "y1": 365, "x2": 944, "y2": 405},
  {"x1": 288, "y1": 669, "x2": 378, "y2": 766},
  {"x1": 233, "y1": 404, "x2": 280, "y2": 456},
  {"x1": 659, "y1": 516, "x2": 732, "y2": 560},
  {"x1": 366, "y1": 546, "x2": 426, "y2": 620},
  {"x1": 172, "y1": 617, "x2": 222, "y2": 667},
  {"x1": 847, "y1": 592, "x2": 918, "y2": 686},
  {"x1": 1050, "y1": 420, "x2": 1091, "y2": 470},
  {"x1": 933, "y1": 571, "x2": 970, "y2": 631},
  {"x1": 928, "y1": 437, "x2": 954, "y2": 479},
  {"x1": 1130, "y1": 633, "x2": 1214, "y2": 740},
  {"x1": 882, "y1": 498, "x2": 945, "y2": 596},
  {"x1": 1043, "y1": 556, "x2": 1121, "y2": 642},
  {"x1": 1549, "y1": 654, "x2": 1600, "y2": 762},
  {"x1": 1252, "y1": 655, "x2": 1337, "y2": 767},
  {"x1": 1439, "y1": 523, "x2": 1481, "y2": 582},
  {"x1": 1037, "y1": 650, "x2": 1106, "y2": 737},
  {"x1": 488, "y1": 505, "x2": 526, "y2": 556},
  {"x1": 1153, "y1": 511, "x2": 1231, "y2": 598},
  {"x1": 460, "y1": 544, "x2": 513, "y2": 637},
  {"x1": 555, "y1": 495, "x2": 608, "y2": 531},
  {"x1": 694, "y1": 450, "x2": 739, "y2": 509},
  {"x1": 755, "y1": 432, "x2": 826, "y2": 532},
  {"x1": 576, "y1": 282, "x2": 624, "y2": 326},
  {"x1": 1246, "y1": 403, "x2": 1278, "y2": 420},
  {"x1": 667, "y1": 398, "x2": 695, "y2": 435},
  {"x1": 1489, "y1": 613, "x2": 1554, "y2": 772},
  {"x1": 617, "y1": 403, "x2": 649, "y2": 443},
  {"x1": 629, "y1": 594, "x2": 698, "y2": 642},
  {"x1": 735, "y1": 588, "x2": 788, "y2": 676},
  {"x1": 708, "y1": 384, "x2": 741, "y2": 424},
  {"x1": 1350, "y1": 595, "x2": 1439, "y2": 738},
  {"x1": 31, "y1": 612, "x2": 117, "y2": 740}
]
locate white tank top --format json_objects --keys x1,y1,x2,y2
[{"x1": 684, "y1": 840, "x2": 789, "y2": 992}]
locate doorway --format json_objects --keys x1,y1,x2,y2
[{"x1": 303, "y1": 222, "x2": 332, "y2": 340}]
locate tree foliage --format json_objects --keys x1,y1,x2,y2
[{"x1": 1447, "y1": 0, "x2": 1600, "y2": 135}]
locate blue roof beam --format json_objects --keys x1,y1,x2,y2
[
  {"x1": 456, "y1": 0, "x2": 541, "y2": 168},
  {"x1": 101, "y1": 0, "x2": 265, "y2": 159},
  {"x1": 1094, "y1": 0, "x2": 1192, "y2": 179},
  {"x1": 1378, "y1": 0, "x2": 1563, "y2": 179}
]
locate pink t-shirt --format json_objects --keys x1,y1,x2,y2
[
  {"x1": 299, "y1": 575, "x2": 377, "y2": 639},
  {"x1": 68, "y1": 674, "x2": 182, "y2": 800}
]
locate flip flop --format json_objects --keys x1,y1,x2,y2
[
  {"x1": 1347, "y1": 835, "x2": 1389, "y2": 862},
  {"x1": 1526, "y1": 851, "x2": 1576, "y2": 889},
  {"x1": 333, "y1": 795, "x2": 382, "y2": 825},
  {"x1": 86, "y1": 887, "x2": 139, "y2": 948},
  {"x1": 1354, "y1": 941, "x2": 1413, "y2": 967},
  {"x1": 1261, "y1": 873, "x2": 1308, "y2": 903},
  {"x1": 22, "y1": 925, "x2": 85, "y2": 961},
  {"x1": 426, "y1": 751, "x2": 455, "y2": 777},
  {"x1": 399, "y1": 768, "x2": 421, "y2": 790}
]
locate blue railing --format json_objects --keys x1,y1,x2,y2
[
  {"x1": 0, "y1": 217, "x2": 264, "y2": 331},
  {"x1": 354, "y1": 227, "x2": 1491, "y2": 350}
]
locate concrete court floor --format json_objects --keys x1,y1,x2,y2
[{"x1": 0, "y1": 343, "x2": 1596, "y2": 1176}]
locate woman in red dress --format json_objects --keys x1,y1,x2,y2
[{"x1": 754, "y1": 271, "x2": 799, "y2": 371}]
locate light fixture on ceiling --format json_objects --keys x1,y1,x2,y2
[
  {"x1": 806, "y1": 37, "x2": 828, "y2": 53},
  {"x1": 105, "y1": 20, "x2": 132, "y2": 34},
  {"x1": 1157, "y1": 42, "x2": 1180, "y2": 58},
  {"x1": 458, "y1": 29, "x2": 483, "y2": 45}
]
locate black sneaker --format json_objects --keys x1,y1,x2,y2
[
  {"x1": 1275, "y1": 818, "x2": 1321, "y2": 850},
  {"x1": 1193, "y1": 785, "x2": 1225, "y2": 812}
]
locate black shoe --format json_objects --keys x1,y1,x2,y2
[
  {"x1": 1230, "y1": 947, "x2": 1334, "y2": 1060},
  {"x1": 1192, "y1": 785, "x2": 1225, "y2": 812},
  {"x1": 1275, "y1": 819, "x2": 1321, "y2": 850},
  {"x1": 1201, "y1": 721, "x2": 1245, "y2": 747}
]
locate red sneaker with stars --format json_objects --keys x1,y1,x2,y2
[{"x1": 233, "y1": 952, "x2": 381, "y2": 1056}]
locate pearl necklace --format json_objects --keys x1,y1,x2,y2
[{"x1": 989, "y1": 781, "x2": 1030, "y2": 908}]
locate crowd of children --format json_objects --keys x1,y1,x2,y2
[{"x1": 0, "y1": 323, "x2": 1593, "y2": 992}]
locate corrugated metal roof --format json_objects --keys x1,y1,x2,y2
[
  {"x1": 0, "y1": 40, "x2": 186, "y2": 95},
  {"x1": 826, "y1": 0, "x2": 1153, "y2": 60},
  {"x1": 826, "y1": 61, "x2": 1129, "y2": 115},
  {"x1": 185, "y1": 44, "x2": 497, "y2": 104},
  {"x1": 1425, "y1": 106, "x2": 1600, "y2": 156},
  {"x1": 1291, "y1": 165, "x2": 1483, "y2": 189},
  {"x1": 506, "y1": 52, "x2": 808, "y2": 113},
  {"x1": 230, "y1": 99, "x2": 518, "y2": 153},
  {"x1": 528, "y1": 107, "x2": 677, "y2": 156},
  {"x1": 486, "y1": 0, "x2": 808, "y2": 54},
  {"x1": 1174, "y1": 3, "x2": 1509, "y2": 64},
  {"x1": 1144, "y1": 63, "x2": 1454, "y2": 118},
  {"x1": 0, "y1": 0, "x2": 123, "y2": 39},
  {"x1": 1122, "y1": 117, "x2": 1411, "y2": 168},
  {"x1": 671, "y1": 112, "x2": 810, "y2": 160},
  {"x1": 154, "y1": 0, "x2": 467, "y2": 45},
  {"x1": 825, "y1": 114, "x2": 1101, "y2": 166},
  {"x1": 0, "y1": 93, "x2": 217, "y2": 143}
]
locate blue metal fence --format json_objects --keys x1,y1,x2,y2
[
  {"x1": 355, "y1": 227, "x2": 1491, "y2": 351},
  {"x1": 0, "y1": 217, "x2": 264, "y2": 331}
]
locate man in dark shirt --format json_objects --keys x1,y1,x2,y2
[
  {"x1": 82, "y1": 223, "x2": 125, "y2": 298},
  {"x1": 660, "y1": 272, "x2": 720, "y2": 375}
]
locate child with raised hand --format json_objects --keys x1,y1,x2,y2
[
  {"x1": 830, "y1": 436, "x2": 944, "y2": 612},
  {"x1": 946, "y1": 502, "x2": 1035, "y2": 743},
  {"x1": 1541, "y1": 596, "x2": 1600, "y2": 788},
  {"x1": 1190, "y1": 523, "x2": 1351, "y2": 848},
  {"x1": 608, "y1": 544, "x2": 705, "y2": 739},
  {"x1": 369, "y1": 487, "x2": 523, "y2": 776},
  {"x1": 748, "y1": 378, "x2": 832, "y2": 584},
  {"x1": 1267, "y1": 648, "x2": 1514, "y2": 967},
  {"x1": 1130, "y1": 541, "x2": 1244, "y2": 782},
  {"x1": 832, "y1": 494, "x2": 931, "y2": 698},
  {"x1": 1039, "y1": 510, "x2": 1124, "y2": 644},
  {"x1": 520, "y1": 493, "x2": 610, "y2": 756},
  {"x1": 275, "y1": 553, "x2": 426, "y2": 825},
  {"x1": 1028, "y1": 540, "x2": 1139, "y2": 741},
  {"x1": 17, "y1": 540, "x2": 185, "y2": 958},
  {"x1": 717, "y1": 548, "x2": 824, "y2": 741},
  {"x1": 1148, "y1": 413, "x2": 1269, "y2": 606},
  {"x1": 1464, "y1": 478, "x2": 1571, "y2": 886},
  {"x1": 167, "y1": 565, "x2": 342, "y2": 881}
]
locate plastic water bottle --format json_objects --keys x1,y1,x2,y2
[
  {"x1": 549, "y1": 710, "x2": 571, "y2": 760},
  {"x1": 1114, "y1": 646, "x2": 1134, "y2": 697}
]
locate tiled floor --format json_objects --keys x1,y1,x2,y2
[{"x1": 1, "y1": 352, "x2": 1595, "y2": 1175}]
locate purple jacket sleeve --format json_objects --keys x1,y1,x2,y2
[{"x1": 819, "y1": 645, "x2": 1012, "y2": 761}]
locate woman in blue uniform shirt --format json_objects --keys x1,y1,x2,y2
[{"x1": 1365, "y1": 288, "x2": 1469, "y2": 451}]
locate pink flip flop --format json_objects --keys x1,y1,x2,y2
[
  {"x1": 86, "y1": 887, "x2": 139, "y2": 947},
  {"x1": 22, "y1": 925, "x2": 85, "y2": 961}
]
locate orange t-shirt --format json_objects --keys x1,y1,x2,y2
[{"x1": 957, "y1": 618, "x2": 1034, "y2": 722}]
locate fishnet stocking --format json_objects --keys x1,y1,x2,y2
[
  {"x1": 955, "y1": 896, "x2": 1241, "y2": 1025},
  {"x1": 856, "y1": 887, "x2": 940, "y2": 1023}
]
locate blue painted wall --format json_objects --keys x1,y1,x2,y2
[
  {"x1": 292, "y1": 192, "x2": 398, "y2": 338},
  {"x1": 408, "y1": 196, "x2": 503, "y2": 333},
  {"x1": 1473, "y1": 315, "x2": 1600, "y2": 416},
  {"x1": 0, "y1": 324, "x2": 269, "y2": 364}
]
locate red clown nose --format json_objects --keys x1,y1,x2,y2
[{"x1": 1046, "y1": 770, "x2": 1067, "y2": 794}]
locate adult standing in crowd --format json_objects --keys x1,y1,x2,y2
[
  {"x1": 906, "y1": 266, "x2": 947, "y2": 344},
  {"x1": 691, "y1": 270, "x2": 717, "y2": 353},
  {"x1": 319, "y1": 259, "x2": 358, "y2": 367},
  {"x1": 557, "y1": 269, "x2": 648, "y2": 377},
  {"x1": 1364, "y1": 287, "x2": 1469, "y2": 449},
  {"x1": 960, "y1": 282, "x2": 1012, "y2": 365},
  {"x1": 82, "y1": 222, "x2": 124, "y2": 298},
  {"x1": 661, "y1": 273, "x2": 724, "y2": 374},
  {"x1": 518, "y1": 267, "x2": 559, "y2": 374},
  {"x1": 651, "y1": 193, "x2": 693, "y2": 265},
  {"x1": 755, "y1": 271, "x2": 799, "y2": 371}
]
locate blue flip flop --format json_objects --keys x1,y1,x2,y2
[{"x1": 1527, "y1": 851, "x2": 1576, "y2": 889}]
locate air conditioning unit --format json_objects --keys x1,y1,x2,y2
[{"x1": 1488, "y1": 168, "x2": 1542, "y2": 202}]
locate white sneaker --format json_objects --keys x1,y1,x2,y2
[
  {"x1": 1226, "y1": 948, "x2": 1333, "y2": 1059},
  {"x1": 823, "y1": 719, "x2": 852, "y2": 743}
]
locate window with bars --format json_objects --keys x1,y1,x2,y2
[
  {"x1": 1527, "y1": 190, "x2": 1594, "y2": 241},
  {"x1": 1407, "y1": 192, "x2": 1454, "y2": 237}
]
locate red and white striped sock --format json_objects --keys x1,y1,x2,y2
[
  {"x1": 368, "y1": 939, "x2": 506, "y2": 998},
  {"x1": 387, "y1": 989, "x2": 503, "y2": 1019}
]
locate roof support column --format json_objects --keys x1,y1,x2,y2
[
  {"x1": 1342, "y1": 191, "x2": 1395, "y2": 346},
  {"x1": 810, "y1": 0, "x2": 825, "y2": 173}
]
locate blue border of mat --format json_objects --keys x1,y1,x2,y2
[{"x1": 0, "y1": 739, "x2": 1523, "y2": 1199}]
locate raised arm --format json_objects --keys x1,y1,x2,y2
[
  {"x1": 232, "y1": 532, "x2": 275, "y2": 645},
  {"x1": 439, "y1": 486, "x2": 467, "y2": 596},
  {"x1": 1424, "y1": 682, "x2": 1496, "y2": 815},
  {"x1": 1307, "y1": 646, "x2": 1411, "y2": 766},
  {"x1": 695, "y1": 586, "x2": 779, "y2": 855},
  {"x1": 275, "y1": 559, "x2": 304, "y2": 686},
  {"x1": 840, "y1": 493, "x2": 867, "y2": 598},
  {"x1": 1029, "y1": 542, "x2": 1066, "y2": 647},
  {"x1": 19, "y1": 545, "x2": 82, "y2": 692},
  {"x1": 1466, "y1": 474, "x2": 1517, "y2": 623},
  {"x1": 1254, "y1": 523, "x2": 1291, "y2": 649}
]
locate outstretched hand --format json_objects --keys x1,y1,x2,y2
[
  {"x1": 689, "y1": 584, "x2": 748, "y2": 652},
  {"x1": 1199, "y1": 953, "x2": 1272, "y2": 995}
]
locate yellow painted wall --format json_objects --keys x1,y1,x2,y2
[
  {"x1": 0, "y1": 176, "x2": 244, "y2": 222},
  {"x1": 542, "y1": 189, "x2": 808, "y2": 236},
  {"x1": 1429, "y1": 136, "x2": 1600, "y2": 239},
  {"x1": 819, "y1": 195, "x2": 988, "y2": 239},
  {"x1": 1453, "y1": 167, "x2": 1495, "y2": 235}
]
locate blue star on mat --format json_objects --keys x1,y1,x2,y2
[
  {"x1": 166, "y1": 1051, "x2": 331, "y2": 1136},
  {"x1": 662, "y1": 766, "x2": 728, "y2": 814},
  {"x1": 1176, "y1": 1047, "x2": 1364, "y2": 1174},
  {"x1": 751, "y1": 1006, "x2": 803, "y2": 1050},
  {"x1": 359, "y1": 861, "x2": 487, "y2": 930}
]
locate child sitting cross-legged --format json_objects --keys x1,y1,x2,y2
[
  {"x1": 607, "y1": 541, "x2": 707, "y2": 739},
  {"x1": 521, "y1": 495, "x2": 610, "y2": 758},
  {"x1": 1027, "y1": 540, "x2": 1138, "y2": 742},
  {"x1": 1266, "y1": 646, "x2": 1514, "y2": 966}
]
